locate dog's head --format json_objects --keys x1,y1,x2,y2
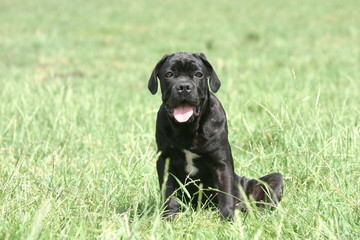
[{"x1": 148, "y1": 52, "x2": 221, "y2": 124}]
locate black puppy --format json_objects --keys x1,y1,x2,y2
[{"x1": 148, "y1": 52, "x2": 283, "y2": 221}]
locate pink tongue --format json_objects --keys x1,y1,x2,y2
[{"x1": 173, "y1": 104, "x2": 194, "y2": 123}]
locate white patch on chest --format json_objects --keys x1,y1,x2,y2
[{"x1": 183, "y1": 149, "x2": 200, "y2": 176}]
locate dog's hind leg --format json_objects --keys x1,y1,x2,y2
[{"x1": 235, "y1": 173, "x2": 284, "y2": 210}]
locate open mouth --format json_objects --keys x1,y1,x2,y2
[{"x1": 166, "y1": 102, "x2": 201, "y2": 123}]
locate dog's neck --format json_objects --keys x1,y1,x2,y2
[{"x1": 170, "y1": 117, "x2": 201, "y2": 135}]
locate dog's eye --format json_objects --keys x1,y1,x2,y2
[
  {"x1": 195, "y1": 72, "x2": 203, "y2": 78},
  {"x1": 165, "y1": 72, "x2": 173, "y2": 78}
]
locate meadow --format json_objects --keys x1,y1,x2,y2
[{"x1": 0, "y1": 0, "x2": 359, "y2": 239}]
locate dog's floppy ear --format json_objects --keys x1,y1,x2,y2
[
  {"x1": 148, "y1": 54, "x2": 169, "y2": 95},
  {"x1": 195, "y1": 53, "x2": 221, "y2": 93}
]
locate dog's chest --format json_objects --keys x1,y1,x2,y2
[{"x1": 182, "y1": 149, "x2": 200, "y2": 176}]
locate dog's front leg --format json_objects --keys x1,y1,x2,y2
[
  {"x1": 156, "y1": 156, "x2": 179, "y2": 219},
  {"x1": 211, "y1": 161, "x2": 235, "y2": 221}
]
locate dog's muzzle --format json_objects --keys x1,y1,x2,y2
[{"x1": 163, "y1": 81, "x2": 202, "y2": 123}]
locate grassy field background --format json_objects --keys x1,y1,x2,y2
[{"x1": 1, "y1": 0, "x2": 359, "y2": 239}]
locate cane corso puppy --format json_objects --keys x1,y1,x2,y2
[{"x1": 148, "y1": 52, "x2": 283, "y2": 221}]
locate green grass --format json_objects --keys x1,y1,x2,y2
[{"x1": 1, "y1": 0, "x2": 359, "y2": 239}]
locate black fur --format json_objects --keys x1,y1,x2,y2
[{"x1": 148, "y1": 52, "x2": 284, "y2": 221}]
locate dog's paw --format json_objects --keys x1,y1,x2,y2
[
  {"x1": 162, "y1": 210, "x2": 179, "y2": 221},
  {"x1": 218, "y1": 206, "x2": 235, "y2": 221}
]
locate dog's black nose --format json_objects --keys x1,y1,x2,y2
[{"x1": 176, "y1": 83, "x2": 192, "y2": 94}]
